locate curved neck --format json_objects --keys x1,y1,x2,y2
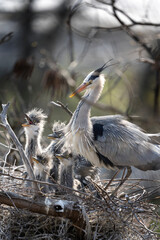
[{"x1": 70, "y1": 76, "x2": 105, "y2": 131}]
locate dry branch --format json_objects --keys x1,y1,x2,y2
[
  {"x1": 51, "y1": 100, "x2": 73, "y2": 116},
  {"x1": 0, "y1": 32, "x2": 13, "y2": 45},
  {"x1": 0, "y1": 191, "x2": 88, "y2": 238},
  {"x1": 0, "y1": 103, "x2": 39, "y2": 194}
]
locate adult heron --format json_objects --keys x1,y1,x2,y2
[{"x1": 64, "y1": 62, "x2": 160, "y2": 192}]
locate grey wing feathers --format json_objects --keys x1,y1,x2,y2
[{"x1": 91, "y1": 115, "x2": 160, "y2": 170}]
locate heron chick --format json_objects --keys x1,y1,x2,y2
[
  {"x1": 22, "y1": 108, "x2": 47, "y2": 166},
  {"x1": 48, "y1": 121, "x2": 98, "y2": 188},
  {"x1": 46, "y1": 121, "x2": 66, "y2": 182},
  {"x1": 32, "y1": 152, "x2": 53, "y2": 192},
  {"x1": 56, "y1": 151, "x2": 74, "y2": 189},
  {"x1": 48, "y1": 121, "x2": 66, "y2": 140}
]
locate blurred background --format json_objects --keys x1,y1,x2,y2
[{"x1": 0, "y1": 0, "x2": 160, "y2": 152}]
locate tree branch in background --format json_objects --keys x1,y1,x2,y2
[
  {"x1": 0, "y1": 103, "x2": 40, "y2": 195},
  {"x1": 0, "y1": 32, "x2": 13, "y2": 45},
  {"x1": 110, "y1": 0, "x2": 152, "y2": 57},
  {"x1": 109, "y1": 0, "x2": 159, "y2": 116}
]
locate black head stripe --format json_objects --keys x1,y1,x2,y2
[{"x1": 89, "y1": 73, "x2": 99, "y2": 81}]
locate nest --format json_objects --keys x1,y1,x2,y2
[{"x1": 0, "y1": 165, "x2": 160, "y2": 240}]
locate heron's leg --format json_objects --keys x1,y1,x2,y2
[
  {"x1": 104, "y1": 169, "x2": 121, "y2": 191},
  {"x1": 111, "y1": 167, "x2": 132, "y2": 197}
]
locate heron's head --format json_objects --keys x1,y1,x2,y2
[
  {"x1": 22, "y1": 108, "x2": 47, "y2": 136},
  {"x1": 48, "y1": 121, "x2": 65, "y2": 140},
  {"x1": 69, "y1": 61, "x2": 112, "y2": 98},
  {"x1": 55, "y1": 151, "x2": 73, "y2": 166},
  {"x1": 32, "y1": 152, "x2": 52, "y2": 168}
]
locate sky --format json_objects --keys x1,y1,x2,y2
[{"x1": 0, "y1": 0, "x2": 65, "y2": 11}]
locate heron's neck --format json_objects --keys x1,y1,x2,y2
[
  {"x1": 71, "y1": 76, "x2": 105, "y2": 131},
  {"x1": 25, "y1": 130, "x2": 42, "y2": 160}
]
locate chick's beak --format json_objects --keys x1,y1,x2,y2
[
  {"x1": 32, "y1": 157, "x2": 39, "y2": 164},
  {"x1": 22, "y1": 114, "x2": 32, "y2": 127},
  {"x1": 55, "y1": 155, "x2": 63, "y2": 160},
  {"x1": 69, "y1": 82, "x2": 88, "y2": 98},
  {"x1": 47, "y1": 134, "x2": 56, "y2": 140},
  {"x1": 22, "y1": 123, "x2": 30, "y2": 127}
]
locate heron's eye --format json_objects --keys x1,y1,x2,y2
[
  {"x1": 88, "y1": 80, "x2": 93, "y2": 85},
  {"x1": 26, "y1": 119, "x2": 33, "y2": 125}
]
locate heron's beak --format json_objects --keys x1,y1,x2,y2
[
  {"x1": 32, "y1": 157, "x2": 39, "y2": 164},
  {"x1": 22, "y1": 114, "x2": 33, "y2": 127},
  {"x1": 69, "y1": 83, "x2": 88, "y2": 98},
  {"x1": 22, "y1": 123, "x2": 30, "y2": 127},
  {"x1": 55, "y1": 155, "x2": 63, "y2": 160},
  {"x1": 48, "y1": 134, "x2": 56, "y2": 140}
]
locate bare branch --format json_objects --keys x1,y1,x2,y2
[
  {"x1": 0, "y1": 103, "x2": 40, "y2": 195},
  {"x1": 56, "y1": 101, "x2": 73, "y2": 116},
  {"x1": 0, "y1": 191, "x2": 88, "y2": 237},
  {"x1": 0, "y1": 142, "x2": 18, "y2": 151},
  {"x1": 96, "y1": 0, "x2": 160, "y2": 27},
  {"x1": 111, "y1": 0, "x2": 152, "y2": 57},
  {"x1": 0, "y1": 32, "x2": 13, "y2": 45},
  {"x1": 51, "y1": 100, "x2": 73, "y2": 116}
]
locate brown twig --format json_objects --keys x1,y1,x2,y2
[
  {"x1": 50, "y1": 100, "x2": 73, "y2": 116},
  {"x1": 56, "y1": 101, "x2": 73, "y2": 116}
]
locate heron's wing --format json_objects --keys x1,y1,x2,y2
[{"x1": 91, "y1": 115, "x2": 160, "y2": 170}]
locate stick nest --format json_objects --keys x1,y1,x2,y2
[{"x1": 0, "y1": 165, "x2": 160, "y2": 240}]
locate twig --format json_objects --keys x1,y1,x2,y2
[
  {"x1": 134, "y1": 212, "x2": 160, "y2": 235},
  {"x1": 0, "y1": 103, "x2": 39, "y2": 195},
  {"x1": 51, "y1": 101, "x2": 73, "y2": 116},
  {"x1": 111, "y1": 0, "x2": 152, "y2": 57},
  {"x1": 0, "y1": 171, "x2": 103, "y2": 202},
  {"x1": 0, "y1": 32, "x2": 13, "y2": 45},
  {"x1": 0, "y1": 142, "x2": 18, "y2": 151}
]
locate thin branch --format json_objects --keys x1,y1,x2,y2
[
  {"x1": 111, "y1": 0, "x2": 153, "y2": 57},
  {"x1": 0, "y1": 171, "x2": 104, "y2": 202},
  {"x1": 96, "y1": 0, "x2": 160, "y2": 27},
  {"x1": 0, "y1": 142, "x2": 18, "y2": 151},
  {"x1": 0, "y1": 32, "x2": 13, "y2": 45},
  {"x1": 51, "y1": 101, "x2": 73, "y2": 116}
]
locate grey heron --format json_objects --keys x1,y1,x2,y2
[
  {"x1": 56, "y1": 151, "x2": 74, "y2": 190},
  {"x1": 48, "y1": 121, "x2": 65, "y2": 140},
  {"x1": 48, "y1": 122, "x2": 98, "y2": 188},
  {"x1": 22, "y1": 109, "x2": 58, "y2": 189},
  {"x1": 46, "y1": 121, "x2": 66, "y2": 182},
  {"x1": 22, "y1": 108, "x2": 47, "y2": 166},
  {"x1": 64, "y1": 62, "x2": 160, "y2": 193}
]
